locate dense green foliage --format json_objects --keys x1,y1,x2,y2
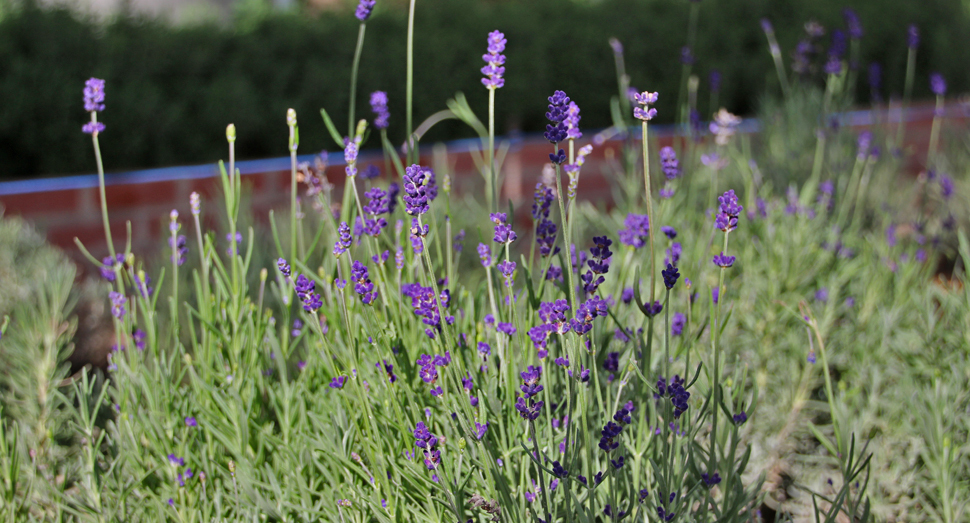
[{"x1": 1, "y1": 0, "x2": 969, "y2": 177}]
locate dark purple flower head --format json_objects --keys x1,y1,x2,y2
[
  {"x1": 100, "y1": 254, "x2": 124, "y2": 281},
  {"x1": 565, "y1": 101, "x2": 582, "y2": 140},
  {"x1": 702, "y1": 472, "x2": 722, "y2": 487},
  {"x1": 680, "y1": 46, "x2": 694, "y2": 65},
  {"x1": 109, "y1": 291, "x2": 126, "y2": 319},
  {"x1": 939, "y1": 175, "x2": 954, "y2": 199},
  {"x1": 598, "y1": 421, "x2": 622, "y2": 452},
  {"x1": 713, "y1": 252, "x2": 735, "y2": 268},
  {"x1": 477, "y1": 243, "x2": 492, "y2": 267},
  {"x1": 482, "y1": 30, "x2": 507, "y2": 90},
  {"x1": 329, "y1": 376, "x2": 346, "y2": 389},
  {"x1": 532, "y1": 183, "x2": 554, "y2": 220},
  {"x1": 869, "y1": 63, "x2": 882, "y2": 99},
  {"x1": 603, "y1": 352, "x2": 619, "y2": 373},
  {"x1": 83, "y1": 78, "x2": 106, "y2": 113},
  {"x1": 671, "y1": 312, "x2": 685, "y2": 336},
  {"x1": 661, "y1": 263, "x2": 680, "y2": 289},
  {"x1": 355, "y1": 0, "x2": 376, "y2": 21},
  {"x1": 351, "y1": 260, "x2": 378, "y2": 304},
  {"x1": 572, "y1": 296, "x2": 609, "y2": 334},
  {"x1": 907, "y1": 24, "x2": 919, "y2": 49},
  {"x1": 618, "y1": 213, "x2": 650, "y2": 248},
  {"x1": 497, "y1": 260, "x2": 516, "y2": 287},
  {"x1": 519, "y1": 365, "x2": 544, "y2": 398},
  {"x1": 760, "y1": 18, "x2": 774, "y2": 35},
  {"x1": 633, "y1": 91, "x2": 658, "y2": 121},
  {"x1": 825, "y1": 56, "x2": 842, "y2": 75},
  {"x1": 364, "y1": 186, "x2": 389, "y2": 216},
  {"x1": 491, "y1": 213, "x2": 518, "y2": 244},
  {"x1": 829, "y1": 29, "x2": 846, "y2": 59},
  {"x1": 82, "y1": 121, "x2": 105, "y2": 135},
  {"x1": 370, "y1": 91, "x2": 390, "y2": 129},
  {"x1": 733, "y1": 411, "x2": 748, "y2": 425},
  {"x1": 185, "y1": 417, "x2": 197, "y2": 427},
  {"x1": 549, "y1": 148, "x2": 566, "y2": 164},
  {"x1": 277, "y1": 258, "x2": 291, "y2": 278},
  {"x1": 544, "y1": 90, "x2": 570, "y2": 143},
  {"x1": 660, "y1": 146, "x2": 680, "y2": 180},
  {"x1": 333, "y1": 222, "x2": 352, "y2": 257},
  {"x1": 843, "y1": 8, "x2": 863, "y2": 39},
  {"x1": 403, "y1": 164, "x2": 432, "y2": 215},
  {"x1": 709, "y1": 69, "x2": 722, "y2": 94},
  {"x1": 930, "y1": 73, "x2": 947, "y2": 96},
  {"x1": 515, "y1": 396, "x2": 543, "y2": 421},
  {"x1": 661, "y1": 226, "x2": 677, "y2": 239}
]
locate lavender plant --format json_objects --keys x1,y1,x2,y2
[{"x1": 1, "y1": 4, "x2": 969, "y2": 523}]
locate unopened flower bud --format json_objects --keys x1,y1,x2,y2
[
  {"x1": 226, "y1": 123, "x2": 236, "y2": 143},
  {"x1": 228, "y1": 460, "x2": 235, "y2": 474},
  {"x1": 355, "y1": 119, "x2": 368, "y2": 139},
  {"x1": 190, "y1": 192, "x2": 201, "y2": 216},
  {"x1": 286, "y1": 109, "x2": 297, "y2": 127},
  {"x1": 260, "y1": 268, "x2": 268, "y2": 282}
]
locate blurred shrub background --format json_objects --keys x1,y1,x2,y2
[{"x1": 0, "y1": 0, "x2": 968, "y2": 178}]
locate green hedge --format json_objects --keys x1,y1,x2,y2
[{"x1": 1, "y1": 0, "x2": 967, "y2": 177}]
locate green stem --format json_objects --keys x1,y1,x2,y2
[
  {"x1": 90, "y1": 124, "x2": 115, "y2": 258},
  {"x1": 488, "y1": 88, "x2": 496, "y2": 213},
  {"x1": 406, "y1": 0, "x2": 416, "y2": 164},
  {"x1": 928, "y1": 95, "x2": 943, "y2": 166},
  {"x1": 349, "y1": 23, "x2": 367, "y2": 137}
]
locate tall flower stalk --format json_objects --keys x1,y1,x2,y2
[
  {"x1": 482, "y1": 30, "x2": 506, "y2": 213},
  {"x1": 348, "y1": 0, "x2": 375, "y2": 136}
]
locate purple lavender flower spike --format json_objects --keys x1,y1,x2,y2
[
  {"x1": 498, "y1": 260, "x2": 516, "y2": 287},
  {"x1": 660, "y1": 146, "x2": 680, "y2": 180},
  {"x1": 713, "y1": 252, "x2": 735, "y2": 268},
  {"x1": 403, "y1": 164, "x2": 432, "y2": 215},
  {"x1": 671, "y1": 313, "x2": 685, "y2": 336},
  {"x1": 565, "y1": 101, "x2": 582, "y2": 140},
  {"x1": 351, "y1": 260, "x2": 378, "y2": 304},
  {"x1": 109, "y1": 291, "x2": 126, "y2": 320},
  {"x1": 83, "y1": 78, "x2": 106, "y2": 112},
  {"x1": 930, "y1": 73, "x2": 946, "y2": 96},
  {"x1": 370, "y1": 91, "x2": 390, "y2": 129},
  {"x1": 482, "y1": 30, "x2": 506, "y2": 90},
  {"x1": 477, "y1": 243, "x2": 492, "y2": 267},
  {"x1": 333, "y1": 222, "x2": 352, "y2": 257},
  {"x1": 618, "y1": 214, "x2": 650, "y2": 248},
  {"x1": 661, "y1": 264, "x2": 680, "y2": 289},
  {"x1": 329, "y1": 376, "x2": 346, "y2": 389},
  {"x1": 544, "y1": 90, "x2": 570, "y2": 143},
  {"x1": 355, "y1": 0, "x2": 376, "y2": 21},
  {"x1": 633, "y1": 91, "x2": 658, "y2": 121},
  {"x1": 907, "y1": 24, "x2": 919, "y2": 49},
  {"x1": 843, "y1": 8, "x2": 862, "y2": 39}
]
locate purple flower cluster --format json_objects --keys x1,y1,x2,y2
[
  {"x1": 413, "y1": 422, "x2": 441, "y2": 471},
  {"x1": 490, "y1": 213, "x2": 517, "y2": 244},
  {"x1": 599, "y1": 404, "x2": 634, "y2": 458},
  {"x1": 277, "y1": 258, "x2": 291, "y2": 278},
  {"x1": 403, "y1": 164, "x2": 436, "y2": 216},
  {"x1": 843, "y1": 8, "x2": 863, "y2": 39},
  {"x1": 565, "y1": 101, "x2": 582, "y2": 140},
  {"x1": 660, "y1": 146, "x2": 680, "y2": 180},
  {"x1": 481, "y1": 30, "x2": 506, "y2": 90},
  {"x1": 497, "y1": 260, "x2": 516, "y2": 287},
  {"x1": 572, "y1": 296, "x2": 608, "y2": 335},
  {"x1": 715, "y1": 189, "x2": 743, "y2": 232},
  {"x1": 581, "y1": 236, "x2": 612, "y2": 294},
  {"x1": 477, "y1": 243, "x2": 491, "y2": 267},
  {"x1": 515, "y1": 366, "x2": 544, "y2": 421},
  {"x1": 295, "y1": 274, "x2": 323, "y2": 312},
  {"x1": 409, "y1": 218, "x2": 430, "y2": 254},
  {"x1": 656, "y1": 375, "x2": 690, "y2": 418},
  {"x1": 618, "y1": 214, "x2": 650, "y2": 249},
  {"x1": 100, "y1": 254, "x2": 124, "y2": 281},
  {"x1": 907, "y1": 24, "x2": 919, "y2": 49},
  {"x1": 333, "y1": 222, "x2": 352, "y2": 257},
  {"x1": 351, "y1": 260, "x2": 378, "y2": 305},
  {"x1": 170, "y1": 235, "x2": 188, "y2": 266},
  {"x1": 82, "y1": 78, "x2": 106, "y2": 134},
  {"x1": 661, "y1": 263, "x2": 680, "y2": 289},
  {"x1": 532, "y1": 183, "x2": 559, "y2": 257},
  {"x1": 633, "y1": 91, "x2": 658, "y2": 121},
  {"x1": 824, "y1": 29, "x2": 846, "y2": 75},
  {"x1": 403, "y1": 283, "x2": 453, "y2": 339},
  {"x1": 713, "y1": 252, "x2": 736, "y2": 268},
  {"x1": 355, "y1": 0, "x2": 376, "y2": 21},
  {"x1": 344, "y1": 142, "x2": 359, "y2": 178},
  {"x1": 528, "y1": 300, "x2": 571, "y2": 357},
  {"x1": 109, "y1": 291, "x2": 126, "y2": 320},
  {"x1": 672, "y1": 312, "x2": 685, "y2": 336},
  {"x1": 370, "y1": 91, "x2": 390, "y2": 129},
  {"x1": 330, "y1": 376, "x2": 346, "y2": 389},
  {"x1": 930, "y1": 73, "x2": 947, "y2": 97},
  {"x1": 544, "y1": 90, "x2": 570, "y2": 143}
]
